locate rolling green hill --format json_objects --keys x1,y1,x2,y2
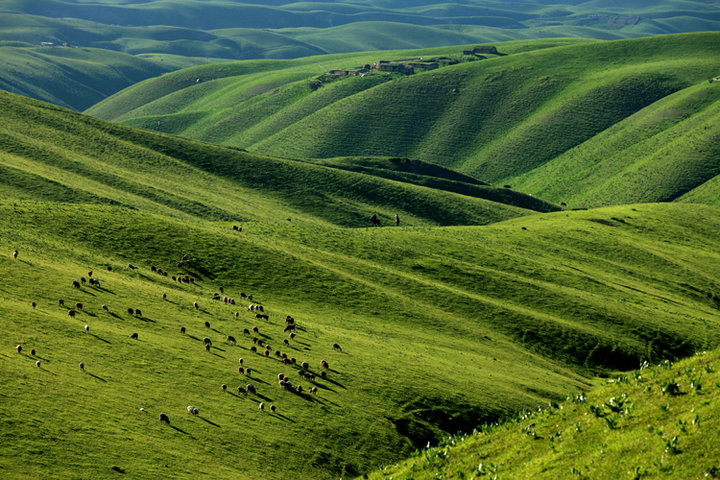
[
  {"x1": 4, "y1": 89, "x2": 720, "y2": 479},
  {"x1": 366, "y1": 348, "x2": 720, "y2": 479},
  {"x1": 0, "y1": 43, "x2": 222, "y2": 110},
  {"x1": 90, "y1": 33, "x2": 720, "y2": 208}
]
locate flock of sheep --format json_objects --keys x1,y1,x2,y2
[{"x1": 11, "y1": 248, "x2": 343, "y2": 428}]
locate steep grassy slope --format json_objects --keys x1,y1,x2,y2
[
  {"x1": 0, "y1": 90, "x2": 552, "y2": 227},
  {"x1": 2, "y1": 200, "x2": 720, "y2": 479},
  {"x1": 91, "y1": 33, "x2": 720, "y2": 202},
  {"x1": 511, "y1": 80, "x2": 720, "y2": 208},
  {"x1": 367, "y1": 348, "x2": 720, "y2": 479},
  {"x1": 0, "y1": 43, "x2": 221, "y2": 110}
]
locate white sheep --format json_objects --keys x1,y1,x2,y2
[
  {"x1": 35, "y1": 360, "x2": 41, "y2": 368},
  {"x1": 258, "y1": 402, "x2": 264, "y2": 411},
  {"x1": 193, "y1": 301, "x2": 199, "y2": 309},
  {"x1": 84, "y1": 325, "x2": 90, "y2": 333}
]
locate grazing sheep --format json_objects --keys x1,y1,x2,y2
[
  {"x1": 252, "y1": 326, "x2": 259, "y2": 334},
  {"x1": 80, "y1": 277, "x2": 86, "y2": 284},
  {"x1": 182, "y1": 254, "x2": 190, "y2": 261},
  {"x1": 245, "y1": 368, "x2": 252, "y2": 376},
  {"x1": 15, "y1": 345, "x2": 22, "y2": 354},
  {"x1": 36, "y1": 360, "x2": 41, "y2": 368},
  {"x1": 84, "y1": 325, "x2": 90, "y2": 333},
  {"x1": 240, "y1": 293, "x2": 246, "y2": 298},
  {"x1": 283, "y1": 339, "x2": 289, "y2": 346},
  {"x1": 301, "y1": 361, "x2": 309, "y2": 370},
  {"x1": 250, "y1": 346, "x2": 257, "y2": 353},
  {"x1": 159, "y1": 413, "x2": 170, "y2": 424},
  {"x1": 87, "y1": 270, "x2": 93, "y2": 277},
  {"x1": 309, "y1": 386, "x2": 317, "y2": 395},
  {"x1": 187, "y1": 406, "x2": 199, "y2": 416},
  {"x1": 258, "y1": 402, "x2": 264, "y2": 411},
  {"x1": 321, "y1": 360, "x2": 329, "y2": 369},
  {"x1": 230, "y1": 298, "x2": 235, "y2": 305},
  {"x1": 75, "y1": 302, "x2": 83, "y2": 310},
  {"x1": 281, "y1": 353, "x2": 287, "y2": 359},
  {"x1": 162, "y1": 293, "x2": 167, "y2": 300},
  {"x1": 333, "y1": 343, "x2": 342, "y2": 352},
  {"x1": 89, "y1": 278, "x2": 100, "y2": 286},
  {"x1": 289, "y1": 332, "x2": 296, "y2": 340},
  {"x1": 248, "y1": 295, "x2": 253, "y2": 301},
  {"x1": 221, "y1": 384, "x2": 227, "y2": 391},
  {"x1": 135, "y1": 309, "x2": 142, "y2": 317},
  {"x1": 237, "y1": 386, "x2": 247, "y2": 396},
  {"x1": 204, "y1": 321, "x2": 210, "y2": 328},
  {"x1": 79, "y1": 362, "x2": 85, "y2": 371},
  {"x1": 180, "y1": 326, "x2": 186, "y2": 334},
  {"x1": 213, "y1": 293, "x2": 221, "y2": 301},
  {"x1": 128, "y1": 263, "x2": 137, "y2": 269},
  {"x1": 263, "y1": 349, "x2": 270, "y2": 357},
  {"x1": 238, "y1": 358, "x2": 244, "y2": 366},
  {"x1": 279, "y1": 380, "x2": 286, "y2": 388},
  {"x1": 102, "y1": 304, "x2": 109, "y2": 312},
  {"x1": 297, "y1": 385, "x2": 303, "y2": 393},
  {"x1": 68, "y1": 310, "x2": 76, "y2": 318},
  {"x1": 227, "y1": 335, "x2": 236, "y2": 344},
  {"x1": 246, "y1": 384, "x2": 256, "y2": 394},
  {"x1": 270, "y1": 405, "x2": 276, "y2": 413},
  {"x1": 130, "y1": 333, "x2": 138, "y2": 340},
  {"x1": 106, "y1": 266, "x2": 112, "y2": 271},
  {"x1": 12, "y1": 249, "x2": 18, "y2": 259},
  {"x1": 127, "y1": 308, "x2": 134, "y2": 315},
  {"x1": 205, "y1": 344, "x2": 211, "y2": 352},
  {"x1": 59, "y1": 299, "x2": 64, "y2": 306},
  {"x1": 238, "y1": 367, "x2": 245, "y2": 374},
  {"x1": 234, "y1": 312, "x2": 239, "y2": 318},
  {"x1": 72, "y1": 280, "x2": 80, "y2": 289},
  {"x1": 320, "y1": 371, "x2": 326, "y2": 378},
  {"x1": 203, "y1": 337, "x2": 212, "y2": 345},
  {"x1": 252, "y1": 337, "x2": 259, "y2": 344},
  {"x1": 297, "y1": 369, "x2": 305, "y2": 377},
  {"x1": 281, "y1": 358, "x2": 292, "y2": 365},
  {"x1": 172, "y1": 276, "x2": 176, "y2": 281},
  {"x1": 278, "y1": 373, "x2": 285, "y2": 380},
  {"x1": 193, "y1": 302, "x2": 199, "y2": 309},
  {"x1": 291, "y1": 358, "x2": 296, "y2": 365},
  {"x1": 30, "y1": 348, "x2": 35, "y2": 356},
  {"x1": 275, "y1": 350, "x2": 281, "y2": 357},
  {"x1": 283, "y1": 324, "x2": 295, "y2": 332},
  {"x1": 243, "y1": 328, "x2": 250, "y2": 335}
]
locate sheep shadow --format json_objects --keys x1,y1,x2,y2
[
  {"x1": 247, "y1": 376, "x2": 269, "y2": 385},
  {"x1": 209, "y1": 351, "x2": 226, "y2": 359},
  {"x1": 169, "y1": 425, "x2": 190, "y2": 435},
  {"x1": 135, "y1": 315, "x2": 156, "y2": 323},
  {"x1": 108, "y1": 312, "x2": 122, "y2": 320},
  {"x1": 252, "y1": 393, "x2": 273, "y2": 402},
  {"x1": 86, "y1": 372, "x2": 107, "y2": 382},
  {"x1": 90, "y1": 333, "x2": 111, "y2": 344},
  {"x1": 92, "y1": 286, "x2": 115, "y2": 295},
  {"x1": 313, "y1": 382, "x2": 336, "y2": 393},
  {"x1": 319, "y1": 376, "x2": 345, "y2": 390},
  {"x1": 270, "y1": 413, "x2": 296, "y2": 423},
  {"x1": 198, "y1": 416, "x2": 221, "y2": 428},
  {"x1": 188, "y1": 334, "x2": 202, "y2": 342},
  {"x1": 83, "y1": 311, "x2": 97, "y2": 318},
  {"x1": 79, "y1": 289, "x2": 97, "y2": 297}
]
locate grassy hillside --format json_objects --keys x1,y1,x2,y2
[
  {"x1": 91, "y1": 33, "x2": 720, "y2": 207},
  {"x1": 2, "y1": 200, "x2": 720, "y2": 479},
  {"x1": 0, "y1": 43, "x2": 225, "y2": 110},
  {"x1": 511, "y1": 80, "x2": 720, "y2": 208},
  {"x1": 0, "y1": 90, "x2": 550, "y2": 227},
  {"x1": 4, "y1": 90, "x2": 720, "y2": 479},
  {"x1": 367, "y1": 348, "x2": 720, "y2": 479}
]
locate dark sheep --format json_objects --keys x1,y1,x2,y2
[
  {"x1": 227, "y1": 335, "x2": 236, "y2": 344},
  {"x1": 219, "y1": 287, "x2": 224, "y2": 293},
  {"x1": 159, "y1": 413, "x2": 170, "y2": 424},
  {"x1": 151, "y1": 265, "x2": 157, "y2": 272},
  {"x1": 250, "y1": 346, "x2": 257, "y2": 353},
  {"x1": 135, "y1": 309, "x2": 142, "y2": 317},
  {"x1": 130, "y1": 333, "x2": 138, "y2": 340},
  {"x1": 285, "y1": 316, "x2": 295, "y2": 324},
  {"x1": 204, "y1": 321, "x2": 210, "y2": 328},
  {"x1": 12, "y1": 249, "x2": 18, "y2": 259},
  {"x1": 75, "y1": 302, "x2": 83, "y2": 310},
  {"x1": 243, "y1": 328, "x2": 250, "y2": 335},
  {"x1": 205, "y1": 344, "x2": 211, "y2": 352},
  {"x1": 59, "y1": 299, "x2": 64, "y2": 306},
  {"x1": 333, "y1": 343, "x2": 342, "y2": 352},
  {"x1": 180, "y1": 326, "x2": 186, "y2": 334},
  {"x1": 79, "y1": 362, "x2": 85, "y2": 371},
  {"x1": 72, "y1": 280, "x2": 81, "y2": 288},
  {"x1": 270, "y1": 405, "x2": 276, "y2": 413},
  {"x1": 30, "y1": 348, "x2": 36, "y2": 356},
  {"x1": 301, "y1": 361, "x2": 309, "y2": 370},
  {"x1": 238, "y1": 367, "x2": 245, "y2": 374},
  {"x1": 203, "y1": 337, "x2": 212, "y2": 345},
  {"x1": 246, "y1": 368, "x2": 252, "y2": 376},
  {"x1": 31, "y1": 302, "x2": 36, "y2": 309},
  {"x1": 80, "y1": 277, "x2": 86, "y2": 284},
  {"x1": 221, "y1": 384, "x2": 227, "y2": 391},
  {"x1": 172, "y1": 276, "x2": 176, "y2": 281},
  {"x1": 88, "y1": 270, "x2": 93, "y2": 277},
  {"x1": 283, "y1": 324, "x2": 295, "y2": 332},
  {"x1": 263, "y1": 349, "x2": 270, "y2": 357},
  {"x1": 234, "y1": 312, "x2": 239, "y2": 318},
  {"x1": 321, "y1": 360, "x2": 329, "y2": 369},
  {"x1": 278, "y1": 373, "x2": 285, "y2": 380},
  {"x1": 68, "y1": 310, "x2": 76, "y2": 318},
  {"x1": 289, "y1": 332, "x2": 296, "y2": 340},
  {"x1": 291, "y1": 358, "x2": 296, "y2": 365},
  {"x1": 15, "y1": 344, "x2": 22, "y2": 354},
  {"x1": 194, "y1": 302, "x2": 200, "y2": 309},
  {"x1": 275, "y1": 350, "x2": 281, "y2": 357},
  {"x1": 283, "y1": 339, "x2": 289, "y2": 346},
  {"x1": 281, "y1": 353, "x2": 288, "y2": 359},
  {"x1": 240, "y1": 293, "x2": 247, "y2": 298},
  {"x1": 102, "y1": 305, "x2": 109, "y2": 312},
  {"x1": 252, "y1": 326, "x2": 259, "y2": 334},
  {"x1": 127, "y1": 308, "x2": 134, "y2": 315},
  {"x1": 257, "y1": 305, "x2": 264, "y2": 312},
  {"x1": 320, "y1": 371, "x2": 327, "y2": 378},
  {"x1": 128, "y1": 263, "x2": 137, "y2": 269},
  {"x1": 282, "y1": 358, "x2": 292, "y2": 365},
  {"x1": 246, "y1": 384, "x2": 256, "y2": 394},
  {"x1": 252, "y1": 337, "x2": 259, "y2": 344},
  {"x1": 106, "y1": 266, "x2": 112, "y2": 271},
  {"x1": 237, "y1": 386, "x2": 247, "y2": 396},
  {"x1": 162, "y1": 293, "x2": 167, "y2": 300}
]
